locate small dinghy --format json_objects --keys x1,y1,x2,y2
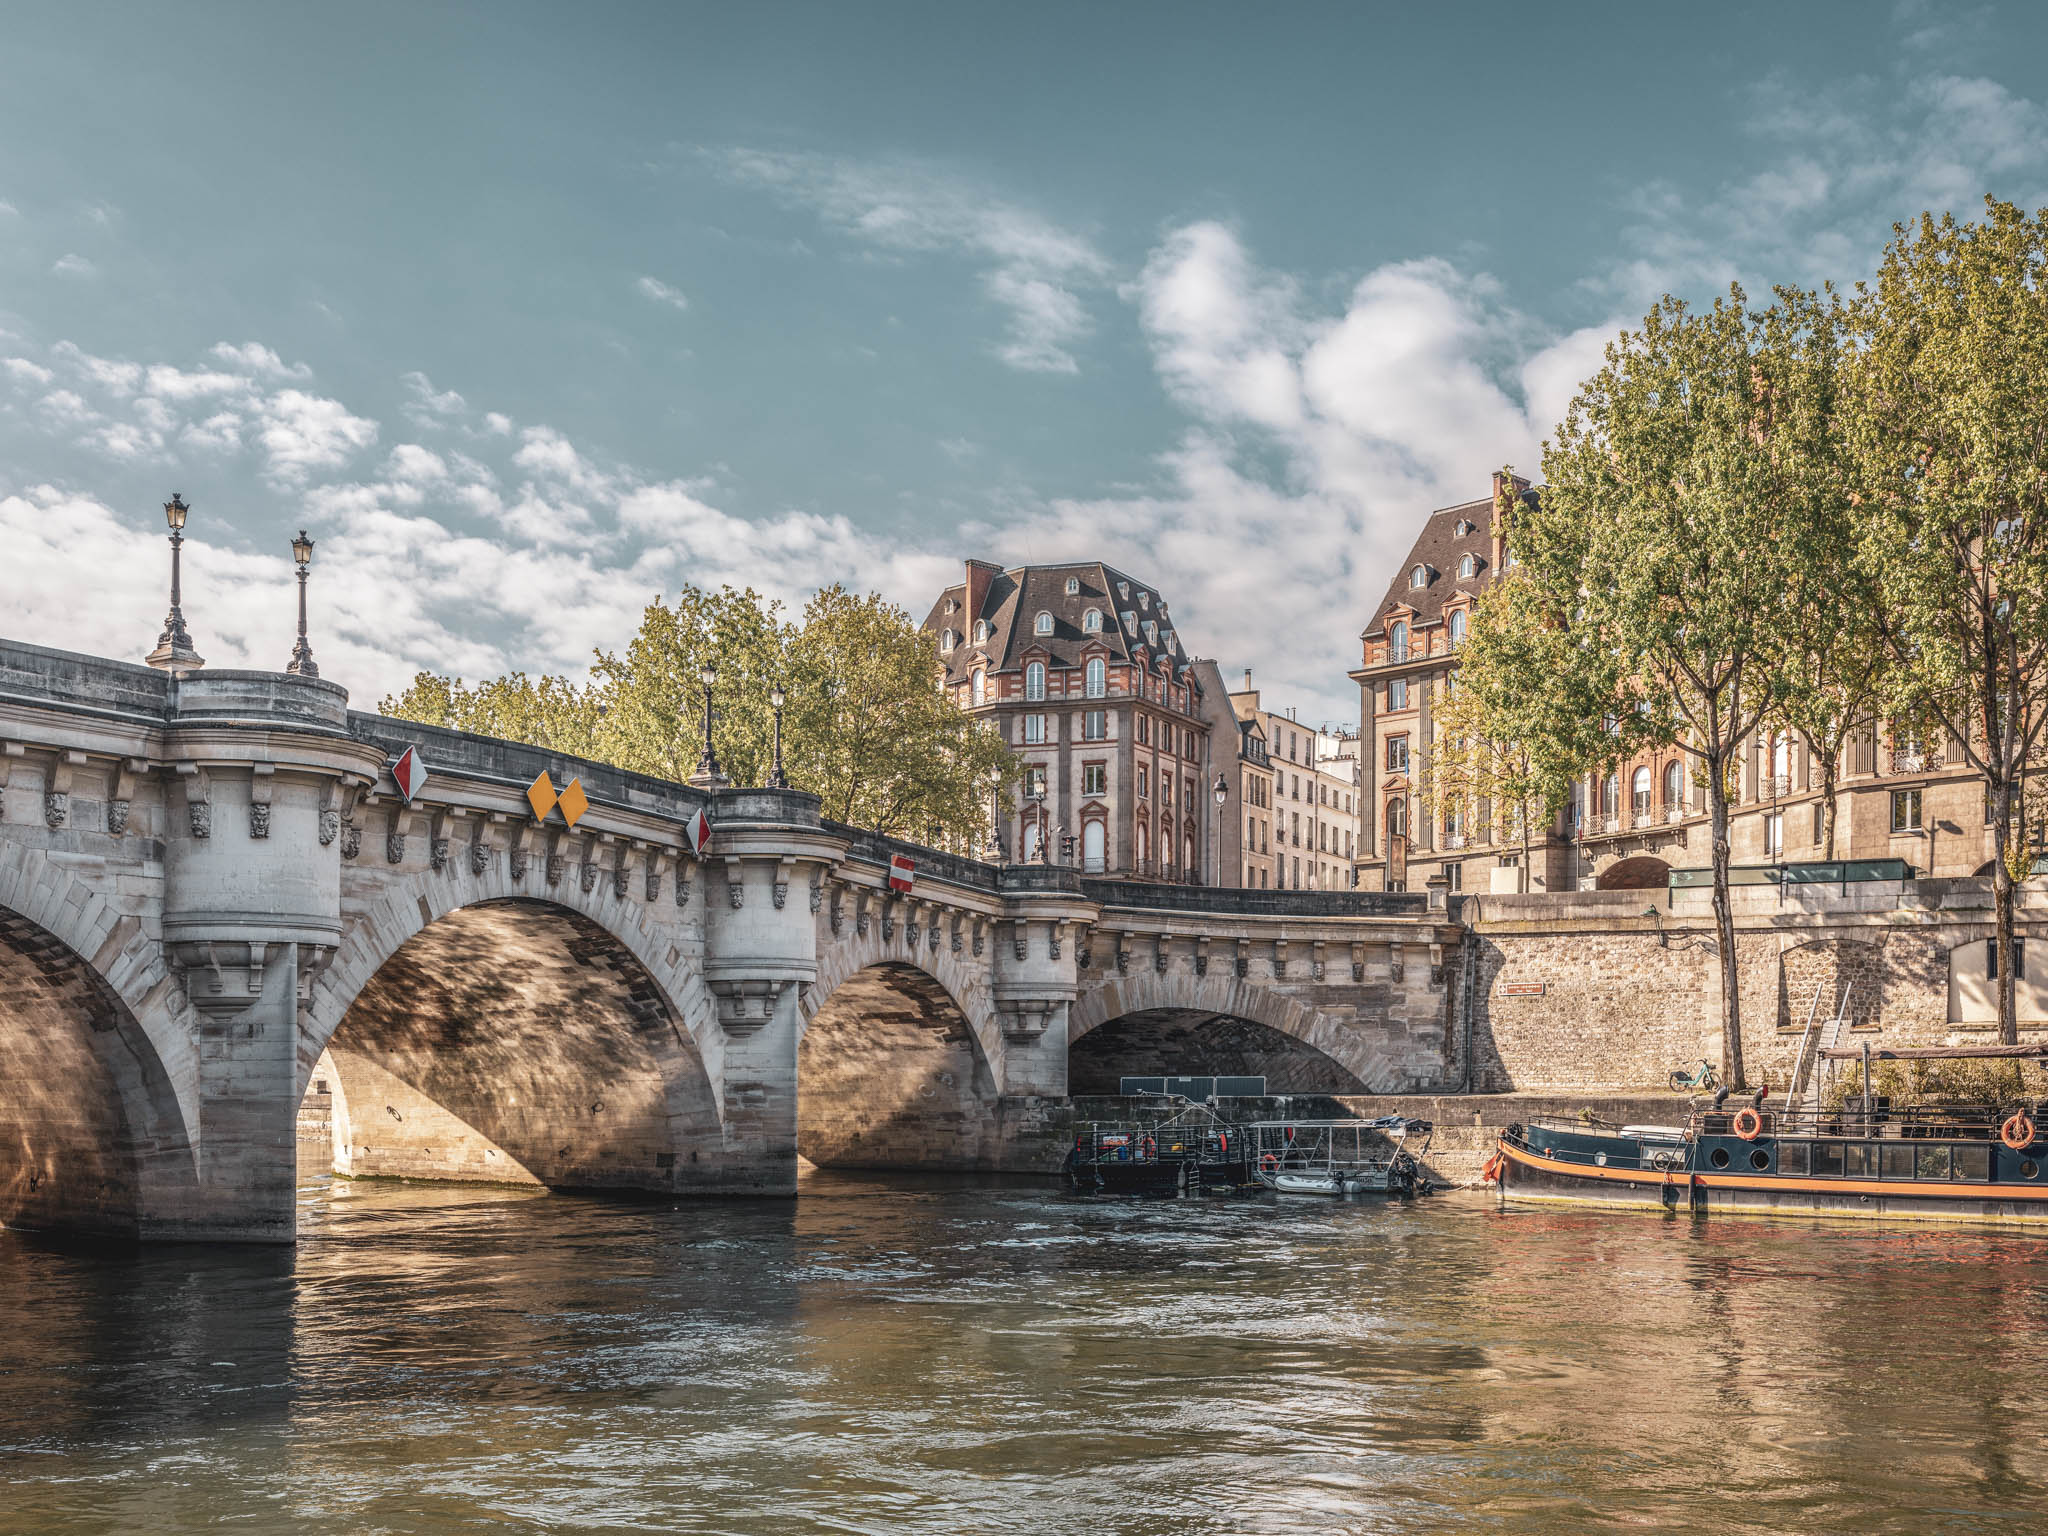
[{"x1": 1247, "y1": 1116, "x2": 1434, "y2": 1198}]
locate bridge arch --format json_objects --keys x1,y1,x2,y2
[
  {"x1": 1069, "y1": 973, "x2": 1394, "y2": 1095},
  {"x1": 303, "y1": 865, "x2": 721, "y2": 1192},
  {"x1": 798, "y1": 933, "x2": 1003, "y2": 1171},
  {"x1": 0, "y1": 898, "x2": 197, "y2": 1237}
]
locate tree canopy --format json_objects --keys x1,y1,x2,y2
[{"x1": 382, "y1": 582, "x2": 1018, "y2": 849}]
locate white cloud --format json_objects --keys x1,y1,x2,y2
[
  {"x1": 51, "y1": 342, "x2": 142, "y2": 396},
  {"x1": 51, "y1": 253, "x2": 95, "y2": 278},
  {"x1": 255, "y1": 389, "x2": 378, "y2": 484},
  {"x1": 636, "y1": 275, "x2": 689, "y2": 310},
  {"x1": 142, "y1": 364, "x2": 248, "y2": 402},
  {"x1": 401, "y1": 369, "x2": 466, "y2": 424},
  {"x1": 209, "y1": 341, "x2": 311, "y2": 380},
  {"x1": 2, "y1": 357, "x2": 53, "y2": 386},
  {"x1": 481, "y1": 411, "x2": 513, "y2": 436},
  {"x1": 715, "y1": 148, "x2": 1110, "y2": 373}
]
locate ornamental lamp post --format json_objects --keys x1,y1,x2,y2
[
  {"x1": 1028, "y1": 778, "x2": 1048, "y2": 863},
  {"x1": 690, "y1": 662, "x2": 728, "y2": 788},
  {"x1": 766, "y1": 684, "x2": 789, "y2": 789},
  {"x1": 145, "y1": 492, "x2": 205, "y2": 671},
  {"x1": 285, "y1": 529, "x2": 319, "y2": 678}
]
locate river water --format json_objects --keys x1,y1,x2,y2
[{"x1": 4, "y1": 1170, "x2": 2047, "y2": 1534}]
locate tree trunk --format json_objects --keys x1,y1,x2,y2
[
  {"x1": 1818, "y1": 745, "x2": 1839, "y2": 861},
  {"x1": 1992, "y1": 775, "x2": 2019, "y2": 1046},
  {"x1": 1708, "y1": 755, "x2": 1748, "y2": 1089}
]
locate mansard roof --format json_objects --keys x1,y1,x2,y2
[
  {"x1": 925, "y1": 559, "x2": 1200, "y2": 688},
  {"x1": 1363, "y1": 487, "x2": 1536, "y2": 639}
]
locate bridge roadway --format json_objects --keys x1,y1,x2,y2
[{"x1": 0, "y1": 638, "x2": 1467, "y2": 1242}]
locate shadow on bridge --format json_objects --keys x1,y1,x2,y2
[
  {"x1": 304, "y1": 899, "x2": 721, "y2": 1194},
  {"x1": 1069, "y1": 1008, "x2": 1368, "y2": 1096}
]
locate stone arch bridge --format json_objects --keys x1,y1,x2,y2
[{"x1": 0, "y1": 639, "x2": 1465, "y2": 1242}]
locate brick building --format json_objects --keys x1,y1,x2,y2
[
  {"x1": 925, "y1": 559, "x2": 1225, "y2": 881},
  {"x1": 1353, "y1": 473, "x2": 2020, "y2": 896},
  {"x1": 1228, "y1": 673, "x2": 1361, "y2": 889}
]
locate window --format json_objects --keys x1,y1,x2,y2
[
  {"x1": 1387, "y1": 798, "x2": 1407, "y2": 838},
  {"x1": 1502, "y1": 545, "x2": 1515, "y2": 570},
  {"x1": 970, "y1": 670, "x2": 986, "y2": 707},
  {"x1": 1035, "y1": 611, "x2": 1054, "y2": 635},
  {"x1": 1813, "y1": 1142, "x2": 1845, "y2": 1177},
  {"x1": 1388, "y1": 678, "x2": 1407, "y2": 710},
  {"x1": 1161, "y1": 775, "x2": 1173, "y2": 807},
  {"x1": 1389, "y1": 620, "x2": 1409, "y2": 661},
  {"x1": 1293, "y1": 774, "x2": 1302, "y2": 800},
  {"x1": 1135, "y1": 821, "x2": 1148, "y2": 864},
  {"x1": 939, "y1": 630, "x2": 955, "y2": 653},
  {"x1": 1136, "y1": 766, "x2": 1149, "y2": 800},
  {"x1": 1084, "y1": 710, "x2": 1106, "y2": 741},
  {"x1": 1085, "y1": 658, "x2": 1106, "y2": 698},
  {"x1": 1458, "y1": 553, "x2": 1476, "y2": 579},
  {"x1": 1989, "y1": 937, "x2": 2027, "y2": 981},
  {"x1": 1632, "y1": 767, "x2": 1651, "y2": 818},
  {"x1": 1083, "y1": 608, "x2": 1102, "y2": 633},
  {"x1": 1065, "y1": 576, "x2": 1080, "y2": 595},
  {"x1": 1764, "y1": 811, "x2": 1783, "y2": 859},
  {"x1": 1445, "y1": 862, "x2": 1461, "y2": 891},
  {"x1": 1023, "y1": 713, "x2": 1045, "y2": 744},
  {"x1": 1891, "y1": 787, "x2": 1923, "y2": 832},
  {"x1": 1601, "y1": 773, "x2": 1620, "y2": 818},
  {"x1": 1082, "y1": 763, "x2": 1107, "y2": 796},
  {"x1": 1022, "y1": 823, "x2": 1041, "y2": 862},
  {"x1": 1082, "y1": 819, "x2": 1105, "y2": 873},
  {"x1": 1954, "y1": 1144, "x2": 1991, "y2": 1181},
  {"x1": 1664, "y1": 759, "x2": 1684, "y2": 808},
  {"x1": 973, "y1": 620, "x2": 989, "y2": 644},
  {"x1": 1454, "y1": 519, "x2": 1474, "y2": 536},
  {"x1": 1448, "y1": 610, "x2": 1467, "y2": 646},
  {"x1": 1024, "y1": 764, "x2": 1047, "y2": 798},
  {"x1": 1409, "y1": 565, "x2": 1428, "y2": 588},
  {"x1": 1025, "y1": 662, "x2": 1045, "y2": 701}
]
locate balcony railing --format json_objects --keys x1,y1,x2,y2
[
  {"x1": 1764, "y1": 773, "x2": 1792, "y2": 798},
  {"x1": 1602, "y1": 817, "x2": 1621, "y2": 834},
  {"x1": 1632, "y1": 809, "x2": 1657, "y2": 828},
  {"x1": 1444, "y1": 832, "x2": 1466, "y2": 849},
  {"x1": 1387, "y1": 644, "x2": 1410, "y2": 664},
  {"x1": 1891, "y1": 751, "x2": 1926, "y2": 775},
  {"x1": 1665, "y1": 805, "x2": 1687, "y2": 824}
]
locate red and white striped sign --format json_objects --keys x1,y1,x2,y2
[
  {"x1": 684, "y1": 806, "x2": 712, "y2": 855},
  {"x1": 888, "y1": 853, "x2": 915, "y2": 893}
]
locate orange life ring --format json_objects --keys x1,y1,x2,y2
[
  {"x1": 1260, "y1": 1153, "x2": 1279, "y2": 1173},
  {"x1": 1732, "y1": 1107, "x2": 1762, "y2": 1142},
  {"x1": 1142, "y1": 1136, "x2": 1156, "y2": 1159},
  {"x1": 1217, "y1": 1132, "x2": 1229, "y2": 1153},
  {"x1": 2001, "y1": 1113, "x2": 2036, "y2": 1151}
]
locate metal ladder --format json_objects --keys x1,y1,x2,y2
[{"x1": 1789, "y1": 983, "x2": 1855, "y2": 1112}]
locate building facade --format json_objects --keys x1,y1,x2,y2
[
  {"x1": 926, "y1": 559, "x2": 1222, "y2": 881},
  {"x1": 1353, "y1": 473, "x2": 2018, "y2": 895},
  {"x1": 1228, "y1": 674, "x2": 1362, "y2": 889}
]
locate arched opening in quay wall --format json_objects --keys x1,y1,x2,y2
[
  {"x1": 305, "y1": 899, "x2": 720, "y2": 1192},
  {"x1": 797, "y1": 962, "x2": 999, "y2": 1170},
  {"x1": 1067, "y1": 1008, "x2": 1369, "y2": 1096},
  {"x1": 0, "y1": 906, "x2": 193, "y2": 1238}
]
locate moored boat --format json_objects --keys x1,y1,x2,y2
[
  {"x1": 1489, "y1": 1044, "x2": 2048, "y2": 1226},
  {"x1": 1247, "y1": 1117, "x2": 1433, "y2": 1198}
]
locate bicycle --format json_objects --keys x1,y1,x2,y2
[{"x1": 1669, "y1": 1058, "x2": 1719, "y2": 1095}]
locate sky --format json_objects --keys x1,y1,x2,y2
[{"x1": 4, "y1": 1, "x2": 2048, "y2": 727}]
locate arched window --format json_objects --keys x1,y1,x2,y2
[
  {"x1": 1387, "y1": 797, "x2": 1407, "y2": 838},
  {"x1": 1601, "y1": 772, "x2": 1620, "y2": 817},
  {"x1": 1410, "y1": 565, "x2": 1429, "y2": 589},
  {"x1": 1082, "y1": 819, "x2": 1105, "y2": 873},
  {"x1": 1035, "y1": 611, "x2": 1054, "y2": 635},
  {"x1": 1085, "y1": 658, "x2": 1106, "y2": 698},
  {"x1": 1631, "y1": 766, "x2": 1651, "y2": 817},
  {"x1": 1389, "y1": 620, "x2": 1409, "y2": 660},
  {"x1": 1184, "y1": 834, "x2": 1196, "y2": 876},
  {"x1": 1770, "y1": 731, "x2": 1791, "y2": 781},
  {"x1": 1161, "y1": 823, "x2": 1176, "y2": 872},
  {"x1": 1502, "y1": 545, "x2": 1516, "y2": 570},
  {"x1": 970, "y1": 670, "x2": 985, "y2": 707},
  {"x1": 1448, "y1": 610, "x2": 1468, "y2": 646},
  {"x1": 1136, "y1": 821, "x2": 1148, "y2": 865},
  {"x1": 1664, "y1": 760, "x2": 1684, "y2": 808},
  {"x1": 1458, "y1": 553, "x2": 1476, "y2": 579},
  {"x1": 939, "y1": 629, "x2": 955, "y2": 652},
  {"x1": 1022, "y1": 822, "x2": 1041, "y2": 862},
  {"x1": 973, "y1": 620, "x2": 989, "y2": 644},
  {"x1": 1025, "y1": 662, "x2": 1045, "y2": 701},
  {"x1": 1065, "y1": 576, "x2": 1080, "y2": 594},
  {"x1": 1083, "y1": 608, "x2": 1102, "y2": 633}
]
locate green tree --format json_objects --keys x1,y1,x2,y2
[
  {"x1": 1845, "y1": 199, "x2": 2048, "y2": 1044},
  {"x1": 1522, "y1": 288, "x2": 1845, "y2": 1088},
  {"x1": 382, "y1": 582, "x2": 1018, "y2": 846}
]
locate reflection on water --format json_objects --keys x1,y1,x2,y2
[{"x1": 3, "y1": 1170, "x2": 2048, "y2": 1533}]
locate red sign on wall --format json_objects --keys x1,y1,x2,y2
[{"x1": 1497, "y1": 981, "x2": 1546, "y2": 997}]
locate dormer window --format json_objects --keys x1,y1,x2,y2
[
  {"x1": 946, "y1": 599, "x2": 958, "y2": 614},
  {"x1": 1143, "y1": 621, "x2": 1157, "y2": 644},
  {"x1": 1122, "y1": 611, "x2": 1137, "y2": 631},
  {"x1": 1409, "y1": 565, "x2": 1429, "y2": 589},
  {"x1": 973, "y1": 620, "x2": 989, "y2": 644},
  {"x1": 1448, "y1": 609, "x2": 1468, "y2": 646},
  {"x1": 939, "y1": 630, "x2": 955, "y2": 653},
  {"x1": 1117, "y1": 581, "x2": 1130, "y2": 600},
  {"x1": 1083, "y1": 609, "x2": 1102, "y2": 633},
  {"x1": 1035, "y1": 611, "x2": 1054, "y2": 635},
  {"x1": 1453, "y1": 519, "x2": 1474, "y2": 536},
  {"x1": 1458, "y1": 554, "x2": 1477, "y2": 579},
  {"x1": 1064, "y1": 576, "x2": 1080, "y2": 595}
]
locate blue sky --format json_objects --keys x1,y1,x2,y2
[{"x1": 4, "y1": 0, "x2": 2046, "y2": 723}]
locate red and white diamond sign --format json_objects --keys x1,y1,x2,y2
[
  {"x1": 389, "y1": 746, "x2": 429, "y2": 804},
  {"x1": 684, "y1": 806, "x2": 712, "y2": 856},
  {"x1": 888, "y1": 853, "x2": 915, "y2": 894}
]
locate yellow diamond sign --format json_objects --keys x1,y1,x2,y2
[
  {"x1": 526, "y1": 772, "x2": 558, "y2": 823},
  {"x1": 557, "y1": 778, "x2": 589, "y2": 828}
]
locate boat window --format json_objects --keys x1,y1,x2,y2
[
  {"x1": 1709, "y1": 1147, "x2": 1731, "y2": 1169},
  {"x1": 2023, "y1": 1160, "x2": 2040, "y2": 1181},
  {"x1": 1780, "y1": 1142, "x2": 1810, "y2": 1175},
  {"x1": 1880, "y1": 1145, "x2": 1915, "y2": 1179},
  {"x1": 1749, "y1": 1148, "x2": 1771, "y2": 1171},
  {"x1": 1953, "y1": 1144, "x2": 1991, "y2": 1181},
  {"x1": 1813, "y1": 1142, "x2": 1846, "y2": 1177},
  {"x1": 1845, "y1": 1144, "x2": 1877, "y2": 1178},
  {"x1": 1916, "y1": 1145, "x2": 1951, "y2": 1180}
]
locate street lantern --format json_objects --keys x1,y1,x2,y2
[
  {"x1": 145, "y1": 492, "x2": 205, "y2": 671},
  {"x1": 1027, "y1": 778, "x2": 1048, "y2": 863},
  {"x1": 766, "y1": 684, "x2": 789, "y2": 789},
  {"x1": 1212, "y1": 772, "x2": 1228, "y2": 806},
  {"x1": 285, "y1": 529, "x2": 319, "y2": 678},
  {"x1": 690, "y1": 662, "x2": 727, "y2": 787}
]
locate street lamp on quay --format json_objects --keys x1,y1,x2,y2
[
  {"x1": 145, "y1": 492, "x2": 205, "y2": 671},
  {"x1": 285, "y1": 530, "x2": 319, "y2": 678},
  {"x1": 690, "y1": 663, "x2": 728, "y2": 788},
  {"x1": 766, "y1": 684, "x2": 789, "y2": 789},
  {"x1": 1027, "y1": 779, "x2": 1048, "y2": 863}
]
